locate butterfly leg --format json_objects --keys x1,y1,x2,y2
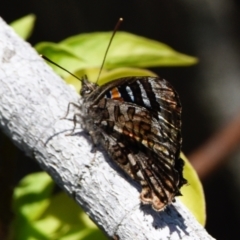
[
  {"x1": 65, "y1": 113, "x2": 82, "y2": 136},
  {"x1": 61, "y1": 102, "x2": 81, "y2": 120}
]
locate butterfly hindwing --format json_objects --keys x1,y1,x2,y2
[{"x1": 80, "y1": 76, "x2": 186, "y2": 211}]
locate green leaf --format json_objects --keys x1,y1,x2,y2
[
  {"x1": 60, "y1": 31, "x2": 198, "y2": 68},
  {"x1": 35, "y1": 42, "x2": 87, "y2": 78},
  {"x1": 97, "y1": 67, "x2": 158, "y2": 85},
  {"x1": 10, "y1": 14, "x2": 36, "y2": 40},
  {"x1": 178, "y1": 153, "x2": 206, "y2": 226},
  {"x1": 13, "y1": 172, "x2": 54, "y2": 221},
  {"x1": 11, "y1": 172, "x2": 107, "y2": 240},
  {"x1": 37, "y1": 31, "x2": 198, "y2": 80}
]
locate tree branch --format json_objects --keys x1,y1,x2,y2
[
  {"x1": 0, "y1": 17, "x2": 214, "y2": 239},
  {"x1": 189, "y1": 112, "x2": 240, "y2": 179}
]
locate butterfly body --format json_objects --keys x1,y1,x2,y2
[{"x1": 79, "y1": 75, "x2": 186, "y2": 211}]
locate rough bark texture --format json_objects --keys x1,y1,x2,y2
[{"x1": 0, "y1": 18, "x2": 214, "y2": 239}]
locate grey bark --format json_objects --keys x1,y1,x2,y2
[{"x1": 0, "y1": 18, "x2": 214, "y2": 239}]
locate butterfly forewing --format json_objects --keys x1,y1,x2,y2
[{"x1": 80, "y1": 76, "x2": 186, "y2": 211}]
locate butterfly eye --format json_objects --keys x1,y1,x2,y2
[
  {"x1": 80, "y1": 86, "x2": 91, "y2": 97},
  {"x1": 85, "y1": 89, "x2": 91, "y2": 94}
]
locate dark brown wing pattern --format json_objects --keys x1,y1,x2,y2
[{"x1": 81, "y1": 76, "x2": 187, "y2": 211}]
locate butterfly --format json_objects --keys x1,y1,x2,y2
[
  {"x1": 41, "y1": 16, "x2": 187, "y2": 210},
  {"x1": 74, "y1": 75, "x2": 187, "y2": 211}
]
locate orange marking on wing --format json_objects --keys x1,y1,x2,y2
[{"x1": 111, "y1": 87, "x2": 121, "y2": 99}]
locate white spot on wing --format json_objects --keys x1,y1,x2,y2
[
  {"x1": 126, "y1": 86, "x2": 134, "y2": 102},
  {"x1": 137, "y1": 81, "x2": 151, "y2": 108}
]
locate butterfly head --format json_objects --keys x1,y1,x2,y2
[{"x1": 80, "y1": 75, "x2": 98, "y2": 98}]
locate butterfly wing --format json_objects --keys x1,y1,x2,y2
[
  {"x1": 84, "y1": 76, "x2": 186, "y2": 210},
  {"x1": 98, "y1": 105, "x2": 183, "y2": 210}
]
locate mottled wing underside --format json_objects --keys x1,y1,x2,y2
[{"x1": 80, "y1": 76, "x2": 186, "y2": 211}]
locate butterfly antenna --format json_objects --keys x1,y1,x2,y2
[
  {"x1": 40, "y1": 55, "x2": 82, "y2": 81},
  {"x1": 96, "y1": 17, "x2": 123, "y2": 84}
]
